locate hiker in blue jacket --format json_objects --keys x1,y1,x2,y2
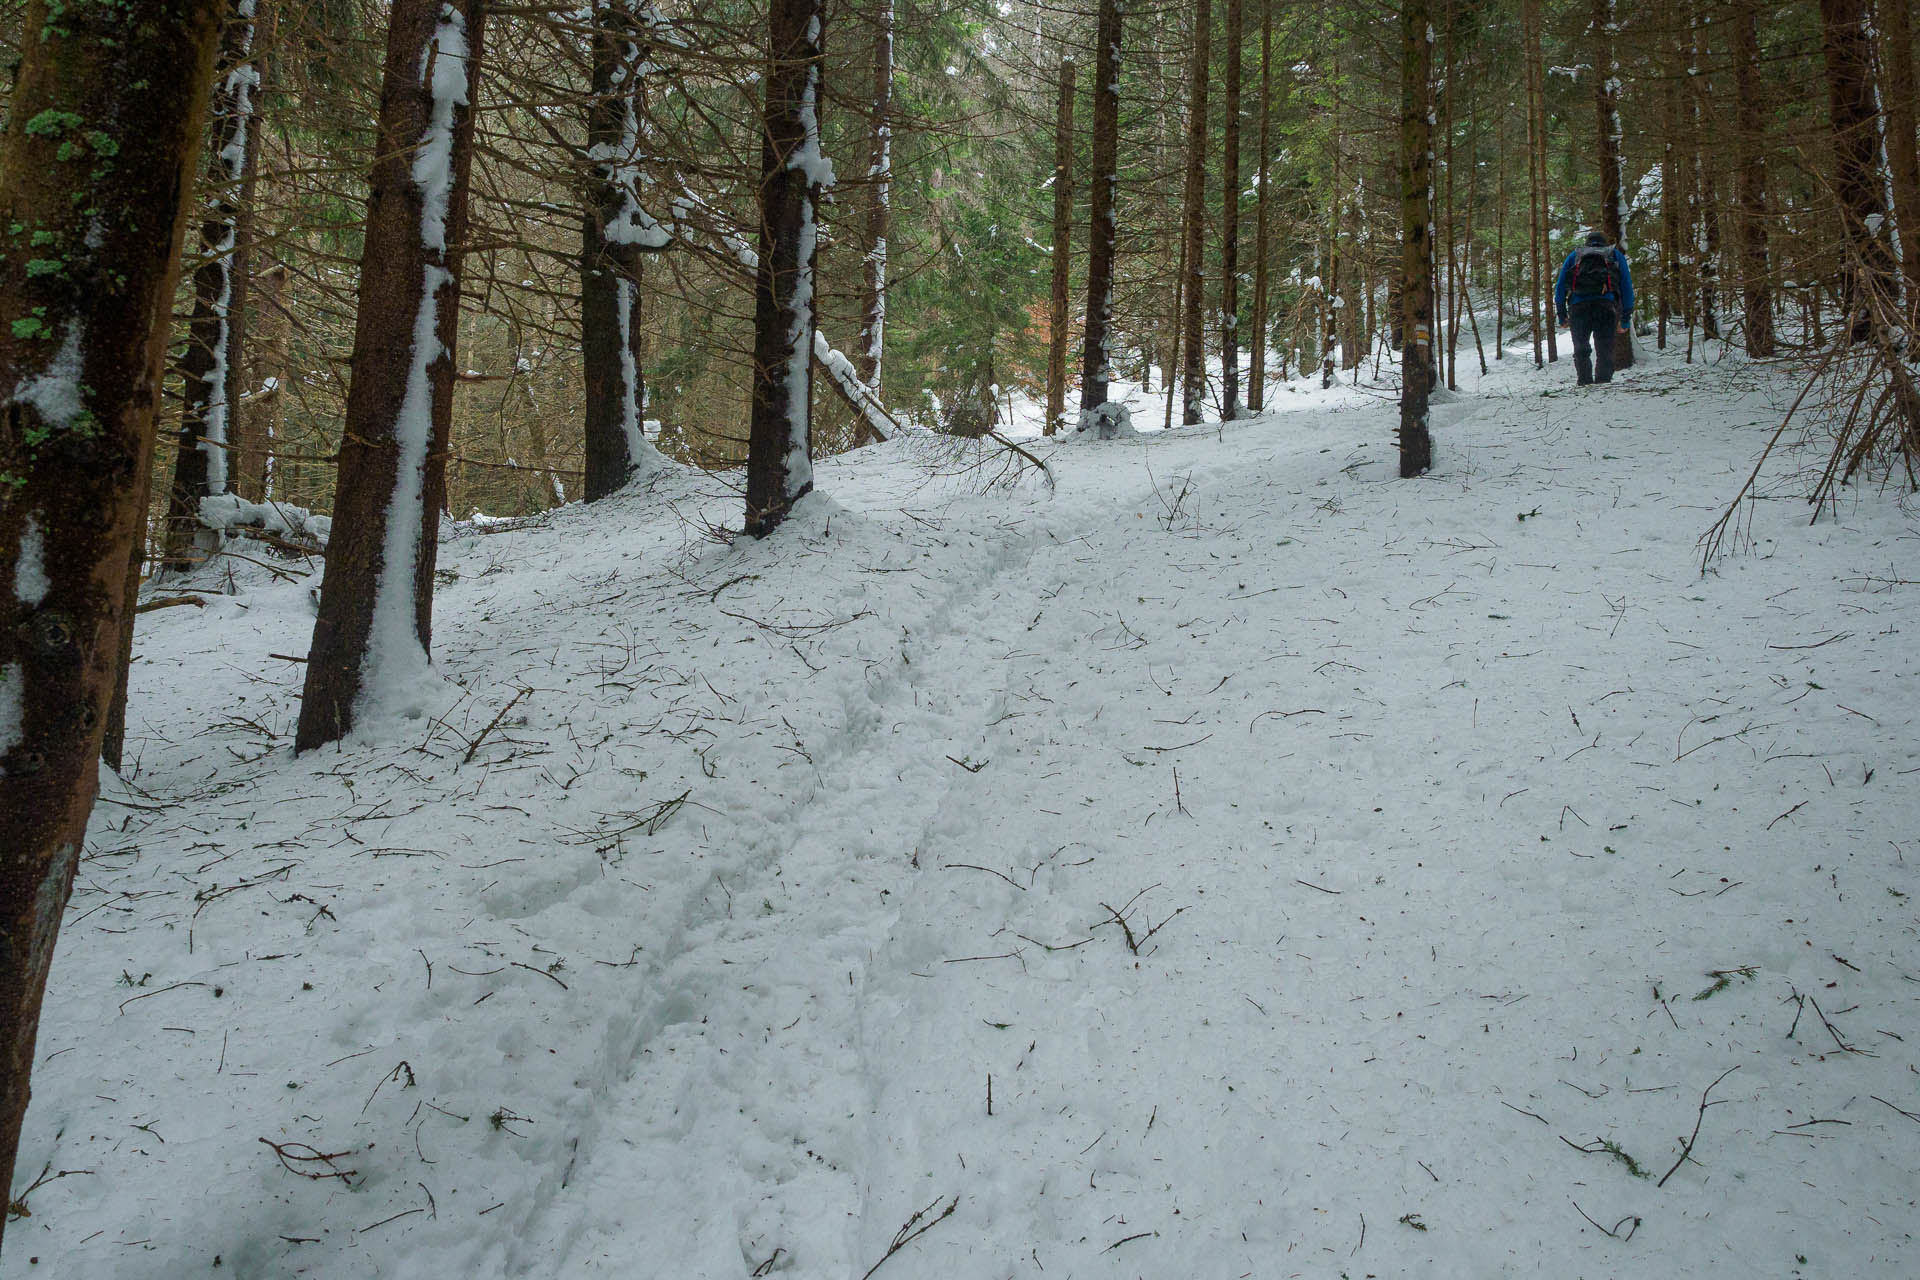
[{"x1": 1555, "y1": 230, "x2": 1634, "y2": 385}]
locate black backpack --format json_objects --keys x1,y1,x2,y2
[{"x1": 1570, "y1": 245, "x2": 1616, "y2": 300}]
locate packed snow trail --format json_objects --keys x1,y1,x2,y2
[{"x1": 13, "y1": 346, "x2": 1919, "y2": 1279}]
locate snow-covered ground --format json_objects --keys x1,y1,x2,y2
[{"x1": 12, "y1": 339, "x2": 1918, "y2": 1278}]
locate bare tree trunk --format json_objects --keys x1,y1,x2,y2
[
  {"x1": 1876, "y1": 0, "x2": 1920, "y2": 313},
  {"x1": 1731, "y1": 0, "x2": 1775, "y2": 356},
  {"x1": 1079, "y1": 0, "x2": 1124, "y2": 432},
  {"x1": 160, "y1": 0, "x2": 267, "y2": 573},
  {"x1": 1592, "y1": 0, "x2": 1635, "y2": 368},
  {"x1": 296, "y1": 0, "x2": 485, "y2": 749},
  {"x1": 1249, "y1": 0, "x2": 1273, "y2": 409},
  {"x1": 743, "y1": 0, "x2": 826, "y2": 532},
  {"x1": 1401, "y1": 0, "x2": 1435, "y2": 476},
  {"x1": 856, "y1": 0, "x2": 893, "y2": 389},
  {"x1": 1692, "y1": 7, "x2": 1721, "y2": 341},
  {"x1": 582, "y1": 0, "x2": 668, "y2": 500},
  {"x1": 1496, "y1": 101, "x2": 1507, "y2": 357},
  {"x1": 1820, "y1": 0, "x2": 1894, "y2": 342},
  {"x1": 1220, "y1": 0, "x2": 1244, "y2": 419},
  {"x1": 1523, "y1": 0, "x2": 1546, "y2": 367},
  {"x1": 1179, "y1": 0, "x2": 1212, "y2": 425},
  {"x1": 1442, "y1": 6, "x2": 1458, "y2": 390},
  {"x1": 0, "y1": 0, "x2": 223, "y2": 1237},
  {"x1": 1045, "y1": 56, "x2": 1075, "y2": 435}
]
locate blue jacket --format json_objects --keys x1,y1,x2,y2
[{"x1": 1555, "y1": 244, "x2": 1633, "y2": 321}]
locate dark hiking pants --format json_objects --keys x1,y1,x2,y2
[{"x1": 1569, "y1": 299, "x2": 1619, "y2": 385}]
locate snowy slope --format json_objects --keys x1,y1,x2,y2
[{"x1": 10, "y1": 342, "x2": 1919, "y2": 1279}]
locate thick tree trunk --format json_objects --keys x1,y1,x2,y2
[
  {"x1": 1592, "y1": 0, "x2": 1634, "y2": 368},
  {"x1": 1875, "y1": 0, "x2": 1920, "y2": 313},
  {"x1": 1179, "y1": 0, "x2": 1212, "y2": 425},
  {"x1": 0, "y1": 0, "x2": 223, "y2": 1240},
  {"x1": 1220, "y1": 0, "x2": 1243, "y2": 419},
  {"x1": 296, "y1": 0, "x2": 485, "y2": 749},
  {"x1": 1731, "y1": 0, "x2": 1774, "y2": 356},
  {"x1": 1820, "y1": 0, "x2": 1893, "y2": 342},
  {"x1": 1249, "y1": 0, "x2": 1273, "y2": 409},
  {"x1": 1400, "y1": 0, "x2": 1434, "y2": 476},
  {"x1": 1045, "y1": 57, "x2": 1075, "y2": 435},
  {"x1": 160, "y1": 0, "x2": 267, "y2": 573},
  {"x1": 1079, "y1": 0, "x2": 1124, "y2": 432},
  {"x1": 743, "y1": 0, "x2": 825, "y2": 534},
  {"x1": 856, "y1": 0, "x2": 893, "y2": 389}
]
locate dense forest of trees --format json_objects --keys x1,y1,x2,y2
[{"x1": 3, "y1": 0, "x2": 1918, "y2": 1246}]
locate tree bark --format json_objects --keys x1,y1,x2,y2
[
  {"x1": 1692, "y1": 7, "x2": 1721, "y2": 341},
  {"x1": 1045, "y1": 57, "x2": 1075, "y2": 435},
  {"x1": 1249, "y1": 0, "x2": 1273, "y2": 409},
  {"x1": 160, "y1": 0, "x2": 268, "y2": 573},
  {"x1": 582, "y1": 0, "x2": 669, "y2": 501},
  {"x1": 1875, "y1": 0, "x2": 1920, "y2": 313},
  {"x1": 1079, "y1": 0, "x2": 1124, "y2": 432},
  {"x1": 1591, "y1": 0, "x2": 1634, "y2": 368},
  {"x1": 1819, "y1": 0, "x2": 1893, "y2": 342},
  {"x1": 296, "y1": 0, "x2": 485, "y2": 749},
  {"x1": 1522, "y1": 0, "x2": 1546, "y2": 367},
  {"x1": 743, "y1": 0, "x2": 825, "y2": 534},
  {"x1": 1400, "y1": 0, "x2": 1435, "y2": 477},
  {"x1": 856, "y1": 0, "x2": 893, "y2": 389},
  {"x1": 1731, "y1": 0, "x2": 1774, "y2": 356},
  {"x1": 1179, "y1": 0, "x2": 1212, "y2": 425},
  {"x1": 1220, "y1": 0, "x2": 1243, "y2": 419},
  {"x1": 0, "y1": 0, "x2": 224, "y2": 1239}
]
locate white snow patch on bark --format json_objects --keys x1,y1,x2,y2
[
  {"x1": 11, "y1": 323, "x2": 88, "y2": 430},
  {"x1": 14, "y1": 515, "x2": 49, "y2": 606},
  {"x1": 0, "y1": 663, "x2": 21, "y2": 762}
]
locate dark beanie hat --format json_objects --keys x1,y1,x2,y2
[{"x1": 1586, "y1": 230, "x2": 1610, "y2": 247}]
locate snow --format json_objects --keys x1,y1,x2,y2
[
  {"x1": 9, "y1": 321, "x2": 87, "y2": 430},
  {"x1": 199, "y1": 493, "x2": 333, "y2": 549},
  {"x1": 13, "y1": 515, "x2": 48, "y2": 606},
  {"x1": 412, "y1": 6, "x2": 470, "y2": 255},
  {"x1": 0, "y1": 663, "x2": 20, "y2": 760},
  {"x1": 16, "y1": 341, "x2": 1920, "y2": 1279}
]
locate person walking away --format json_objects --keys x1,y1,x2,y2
[{"x1": 1555, "y1": 229, "x2": 1634, "y2": 385}]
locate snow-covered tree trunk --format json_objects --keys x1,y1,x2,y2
[
  {"x1": 582, "y1": 0, "x2": 670, "y2": 501},
  {"x1": 1591, "y1": 0, "x2": 1634, "y2": 369},
  {"x1": 1077, "y1": 0, "x2": 1125, "y2": 435},
  {"x1": 1219, "y1": 0, "x2": 1243, "y2": 420},
  {"x1": 1248, "y1": 0, "x2": 1273, "y2": 409},
  {"x1": 161, "y1": 0, "x2": 267, "y2": 572},
  {"x1": 1399, "y1": 0, "x2": 1434, "y2": 477},
  {"x1": 855, "y1": 0, "x2": 892, "y2": 392},
  {"x1": 0, "y1": 0, "x2": 224, "y2": 1238},
  {"x1": 1731, "y1": 0, "x2": 1774, "y2": 357},
  {"x1": 1178, "y1": 0, "x2": 1210, "y2": 425},
  {"x1": 744, "y1": 0, "x2": 828, "y2": 537},
  {"x1": 296, "y1": 0, "x2": 485, "y2": 749},
  {"x1": 1045, "y1": 56, "x2": 1074, "y2": 436},
  {"x1": 1691, "y1": 8, "x2": 1721, "y2": 342},
  {"x1": 1522, "y1": 0, "x2": 1552, "y2": 366}
]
